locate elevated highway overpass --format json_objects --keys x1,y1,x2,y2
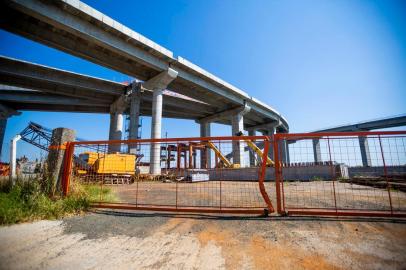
[
  {"x1": 0, "y1": 0, "x2": 289, "y2": 172},
  {"x1": 311, "y1": 115, "x2": 406, "y2": 167},
  {"x1": 312, "y1": 115, "x2": 406, "y2": 132},
  {"x1": 0, "y1": 0, "x2": 288, "y2": 130},
  {"x1": 0, "y1": 56, "x2": 218, "y2": 119}
]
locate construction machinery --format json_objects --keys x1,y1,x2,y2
[
  {"x1": 207, "y1": 136, "x2": 274, "y2": 168},
  {"x1": 17, "y1": 122, "x2": 136, "y2": 184},
  {"x1": 206, "y1": 141, "x2": 240, "y2": 168},
  {"x1": 77, "y1": 152, "x2": 136, "y2": 184},
  {"x1": 160, "y1": 138, "x2": 273, "y2": 170},
  {"x1": 235, "y1": 131, "x2": 274, "y2": 167},
  {"x1": 243, "y1": 139, "x2": 274, "y2": 166}
]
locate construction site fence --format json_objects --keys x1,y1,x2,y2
[
  {"x1": 62, "y1": 136, "x2": 274, "y2": 214},
  {"x1": 273, "y1": 131, "x2": 406, "y2": 217},
  {"x1": 61, "y1": 132, "x2": 406, "y2": 217}
]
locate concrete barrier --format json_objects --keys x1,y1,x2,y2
[
  {"x1": 348, "y1": 166, "x2": 406, "y2": 178},
  {"x1": 205, "y1": 164, "x2": 349, "y2": 181}
]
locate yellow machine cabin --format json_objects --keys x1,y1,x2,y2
[{"x1": 78, "y1": 152, "x2": 136, "y2": 175}]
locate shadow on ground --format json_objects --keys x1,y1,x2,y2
[{"x1": 91, "y1": 208, "x2": 406, "y2": 224}]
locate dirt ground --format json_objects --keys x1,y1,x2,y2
[{"x1": 0, "y1": 211, "x2": 405, "y2": 270}]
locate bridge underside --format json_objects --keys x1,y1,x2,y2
[
  {"x1": 0, "y1": 0, "x2": 290, "y2": 172},
  {"x1": 0, "y1": 56, "x2": 283, "y2": 129}
]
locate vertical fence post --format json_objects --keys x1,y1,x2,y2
[
  {"x1": 100, "y1": 144, "x2": 108, "y2": 201},
  {"x1": 273, "y1": 134, "x2": 283, "y2": 215},
  {"x1": 219, "y1": 140, "x2": 222, "y2": 210},
  {"x1": 62, "y1": 142, "x2": 75, "y2": 196},
  {"x1": 259, "y1": 137, "x2": 274, "y2": 213},
  {"x1": 327, "y1": 137, "x2": 338, "y2": 214},
  {"x1": 175, "y1": 142, "x2": 179, "y2": 209},
  {"x1": 378, "y1": 135, "x2": 393, "y2": 214},
  {"x1": 176, "y1": 144, "x2": 181, "y2": 172},
  {"x1": 48, "y1": 128, "x2": 76, "y2": 194}
]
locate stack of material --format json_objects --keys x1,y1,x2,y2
[
  {"x1": 185, "y1": 169, "x2": 210, "y2": 182},
  {"x1": 347, "y1": 174, "x2": 406, "y2": 192}
]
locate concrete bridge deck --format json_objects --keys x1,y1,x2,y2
[
  {"x1": 0, "y1": 0, "x2": 288, "y2": 132},
  {"x1": 0, "y1": 0, "x2": 290, "y2": 174}
]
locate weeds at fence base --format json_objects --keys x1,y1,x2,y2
[
  {"x1": 82, "y1": 184, "x2": 118, "y2": 203},
  {"x1": 0, "y1": 177, "x2": 115, "y2": 225}
]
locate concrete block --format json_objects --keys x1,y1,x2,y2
[{"x1": 47, "y1": 128, "x2": 76, "y2": 194}]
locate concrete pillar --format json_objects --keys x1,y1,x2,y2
[
  {"x1": 108, "y1": 110, "x2": 124, "y2": 153},
  {"x1": 0, "y1": 118, "x2": 7, "y2": 160},
  {"x1": 9, "y1": 134, "x2": 21, "y2": 182},
  {"x1": 280, "y1": 139, "x2": 290, "y2": 164},
  {"x1": 108, "y1": 96, "x2": 126, "y2": 153},
  {"x1": 200, "y1": 121, "x2": 211, "y2": 168},
  {"x1": 150, "y1": 89, "x2": 163, "y2": 175},
  {"x1": 232, "y1": 113, "x2": 245, "y2": 167},
  {"x1": 0, "y1": 104, "x2": 21, "y2": 161},
  {"x1": 128, "y1": 86, "x2": 141, "y2": 154},
  {"x1": 313, "y1": 139, "x2": 322, "y2": 163},
  {"x1": 145, "y1": 68, "x2": 178, "y2": 175},
  {"x1": 47, "y1": 128, "x2": 76, "y2": 194},
  {"x1": 359, "y1": 136, "x2": 372, "y2": 167},
  {"x1": 248, "y1": 130, "x2": 256, "y2": 166},
  {"x1": 263, "y1": 127, "x2": 275, "y2": 160}
]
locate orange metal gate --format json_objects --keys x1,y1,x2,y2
[
  {"x1": 273, "y1": 131, "x2": 406, "y2": 217},
  {"x1": 62, "y1": 132, "x2": 406, "y2": 217},
  {"x1": 62, "y1": 136, "x2": 275, "y2": 215}
]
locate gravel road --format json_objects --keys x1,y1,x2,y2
[{"x1": 0, "y1": 211, "x2": 405, "y2": 270}]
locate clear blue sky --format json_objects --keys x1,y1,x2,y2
[{"x1": 1, "y1": 0, "x2": 405, "y2": 161}]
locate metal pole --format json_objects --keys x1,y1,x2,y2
[{"x1": 10, "y1": 134, "x2": 21, "y2": 183}]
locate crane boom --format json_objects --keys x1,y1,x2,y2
[
  {"x1": 206, "y1": 141, "x2": 234, "y2": 168},
  {"x1": 244, "y1": 139, "x2": 274, "y2": 166}
]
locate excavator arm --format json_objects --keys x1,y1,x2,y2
[
  {"x1": 244, "y1": 139, "x2": 274, "y2": 166},
  {"x1": 206, "y1": 141, "x2": 233, "y2": 168}
]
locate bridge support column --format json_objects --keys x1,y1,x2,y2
[
  {"x1": 150, "y1": 89, "x2": 163, "y2": 174},
  {"x1": 248, "y1": 130, "x2": 256, "y2": 166},
  {"x1": 128, "y1": 83, "x2": 141, "y2": 154},
  {"x1": 280, "y1": 137, "x2": 290, "y2": 165},
  {"x1": 231, "y1": 103, "x2": 251, "y2": 167},
  {"x1": 0, "y1": 104, "x2": 21, "y2": 160},
  {"x1": 108, "y1": 111, "x2": 124, "y2": 153},
  {"x1": 0, "y1": 118, "x2": 7, "y2": 160},
  {"x1": 232, "y1": 113, "x2": 246, "y2": 167},
  {"x1": 359, "y1": 136, "x2": 372, "y2": 167},
  {"x1": 313, "y1": 139, "x2": 322, "y2": 163},
  {"x1": 108, "y1": 96, "x2": 126, "y2": 153},
  {"x1": 200, "y1": 121, "x2": 211, "y2": 168},
  {"x1": 145, "y1": 68, "x2": 178, "y2": 175},
  {"x1": 285, "y1": 141, "x2": 290, "y2": 164},
  {"x1": 263, "y1": 127, "x2": 275, "y2": 161}
]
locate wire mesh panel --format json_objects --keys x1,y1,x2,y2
[
  {"x1": 274, "y1": 131, "x2": 406, "y2": 217},
  {"x1": 62, "y1": 136, "x2": 274, "y2": 214}
]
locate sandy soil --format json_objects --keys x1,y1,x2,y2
[{"x1": 0, "y1": 212, "x2": 405, "y2": 270}]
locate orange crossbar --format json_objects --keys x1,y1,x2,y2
[{"x1": 91, "y1": 203, "x2": 267, "y2": 215}]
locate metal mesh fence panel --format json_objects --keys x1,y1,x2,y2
[
  {"x1": 62, "y1": 136, "x2": 274, "y2": 214},
  {"x1": 274, "y1": 131, "x2": 406, "y2": 217}
]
